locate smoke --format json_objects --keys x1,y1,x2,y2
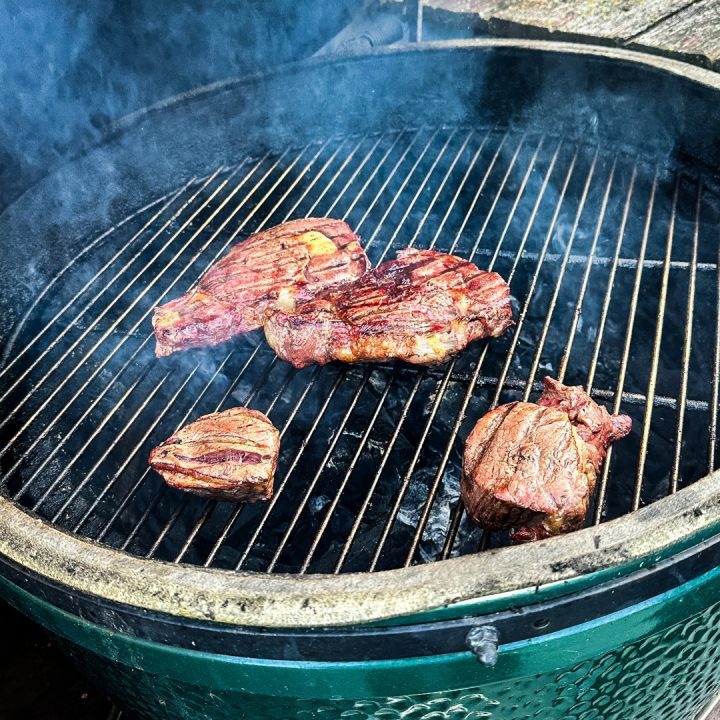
[{"x1": 0, "y1": 0, "x2": 357, "y2": 210}]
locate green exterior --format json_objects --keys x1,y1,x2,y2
[{"x1": 3, "y1": 564, "x2": 720, "y2": 720}]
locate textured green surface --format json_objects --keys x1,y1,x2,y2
[{"x1": 3, "y1": 563, "x2": 720, "y2": 719}]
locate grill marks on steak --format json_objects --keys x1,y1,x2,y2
[
  {"x1": 462, "y1": 377, "x2": 632, "y2": 543},
  {"x1": 148, "y1": 407, "x2": 279, "y2": 502},
  {"x1": 264, "y1": 248, "x2": 513, "y2": 367},
  {"x1": 152, "y1": 218, "x2": 369, "y2": 357}
]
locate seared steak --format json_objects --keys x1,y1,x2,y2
[
  {"x1": 462, "y1": 377, "x2": 632, "y2": 543},
  {"x1": 148, "y1": 407, "x2": 279, "y2": 502},
  {"x1": 153, "y1": 218, "x2": 369, "y2": 357},
  {"x1": 264, "y1": 248, "x2": 513, "y2": 367}
]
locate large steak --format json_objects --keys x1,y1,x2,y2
[
  {"x1": 264, "y1": 248, "x2": 513, "y2": 367},
  {"x1": 462, "y1": 377, "x2": 632, "y2": 542},
  {"x1": 153, "y1": 218, "x2": 368, "y2": 356}
]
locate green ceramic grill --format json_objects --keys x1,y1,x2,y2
[{"x1": 1, "y1": 40, "x2": 720, "y2": 720}]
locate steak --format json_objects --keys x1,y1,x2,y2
[
  {"x1": 153, "y1": 218, "x2": 369, "y2": 357},
  {"x1": 148, "y1": 407, "x2": 280, "y2": 502},
  {"x1": 264, "y1": 248, "x2": 513, "y2": 367},
  {"x1": 461, "y1": 377, "x2": 632, "y2": 543}
]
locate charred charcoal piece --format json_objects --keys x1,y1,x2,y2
[
  {"x1": 462, "y1": 377, "x2": 632, "y2": 543},
  {"x1": 149, "y1": 407, "x2": 280, "y2": 502},
  {"x1": 153, "y1": 218, "x2": 369, "y2": 357},
  {"x1": 264, "y1": 248, "x2": 513, "y2": 367}
]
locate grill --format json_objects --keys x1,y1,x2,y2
[
  {"x1": 2, "y1": 122, "x2": 719, "y2": 574},
  {"x1": 4, "y1": 40, "x2": 720, "y2": 720}
]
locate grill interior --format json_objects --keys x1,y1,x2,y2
[{"x1": 2, "y1": 125, "x2": 719, "y2": 575}]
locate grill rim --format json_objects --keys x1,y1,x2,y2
[
  {"x1": 2, "y1": 39, "x2": 720, "y2": 628},
  {"x1": 1, "y1": 465, "x2": 720, "y2": 628}
]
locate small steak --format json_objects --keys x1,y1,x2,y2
[
  {"x1": 148, "y1": 407, "x2": 280, "y2": 502},
  {"x1": 462, "y1": 377, "x2": 632, "y2": 543},
  {"x1": 264, "y1": 248, "x2": 513, "y2": 367},
  {"x1": 153, "y1": 218, "x2": 369, "y2": 357}
]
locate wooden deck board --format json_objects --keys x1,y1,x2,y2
[
  {"x1": 419, "y1": 0, "x2": 720, "y2": 68},
  {"x1": 424, "y1": 0, "x2": 696, "y2": 38},
  {"x1": 630, "y1": 0, "x2": 720, "y2": 68}
]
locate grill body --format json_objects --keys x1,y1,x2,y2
[
  {"x1": 4, "y1": 563, "x2": 720, "y2": 720},
  {"x1": 2, "y1": 40, "x2": 720, "y2": 719}
]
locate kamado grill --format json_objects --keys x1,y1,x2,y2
[{"x1": 2, "y1": 39, "x2": 720, "y2": 720}]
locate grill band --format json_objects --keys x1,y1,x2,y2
[{"x1": 2, "y1": 530, "x2": 719, "y2": 661}]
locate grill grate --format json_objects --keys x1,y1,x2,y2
[{"x1": 2, "y1": 126, "x2": 719, "y2": 574}]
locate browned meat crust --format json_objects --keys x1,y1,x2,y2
[
  {"x1": 264, "y1": 248, "x2": 513, "y2": 367},
  {"x1": 148, "y1": 407, "x2": 279, "y2": 502},
  {"x1": 152, "y1": 218, "x2": 369, "y2": 357},
  {"x1": 461, "y1": 377, "x2": 632, "y2": 543}
]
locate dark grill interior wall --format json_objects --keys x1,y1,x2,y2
[{"x1": 0, "y1": 0, "x2": 356, "y2": 211}]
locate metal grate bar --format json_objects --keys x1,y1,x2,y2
[
  {"x1": 353, "y1": 128, "x2": 423, "y2": 234},
  {"x1": 323, "y1": 134, "x2": 386, "y2": 218},
  {"x1": 145, "y1": 497, "x2": 189, "y2": 558},
  {"x1": 491, "y1": 142, "x2": 573, "y2": 407},
  {"x1": 371, "y1": 139, "x2": 555, "y2": 568},
  {"x1": 299, "y1": 134, "x2": 371, "y2": 216},
  {"x1": 0, "y1": 168, "x2": 223, "y2": 415},
  {"x1": 486, "y1": 135, "x2": 540, "y2": 273},
  {"x1": 299, "y1": 369, "x2": 398, "y2": 573},
  {"x1": 415, "y1": 372, "x2": 709, "y2": 412},
  {"x1": 671, "y1": 181, "x2": 701, "y2": 493},
  {"x1": 335, "y1": 131, "x2": 408, "y2": 221},
  {"x1": 0, "y1": 182, "x2": 191, "y2": 385},
  {"x1": 173, "y1": 500, "x2": 216, "y2": 563},
  {"x1": 11, "y1": 328, "x2": 157, "y2": 502},
  {"x1": 337, "y1": 133, "x2": 535, "y2": 569},
  {"x1": 594, "y1": 170, "x2": 659, "y2": 521},
  {"x1": 135, "y1": 132, "x2": 383, "y2": 557},
  {"x1": 562, "y1": 158, "x2": 621, "y2": 387},
  {"x1": 368, "y1": 367, "x2": 453, "y2": 571},
  {"x1": 403, "y1": 129, "x2": 473, "y2": 249},
  {"x1": 171, "y1": 131, "x2": 405, "y2": 565},
  {"x1": 333, "y1": 372, "x2": 425, "y2": 573},
  {"x1": 363, "y1": 127, "x2": 441, "y2": 252},
  {"x1": 375, "y1": 128, "x2": 459, "y2": 262},
  {"x1": 265, "y1": 370, "x2": 374, "y2": 572},
  {"x1": 0, "y1": 157, "x2": 262, "y2": 464},
  {"x1": 633, "y1": 175, "x2": 679, "y2": 510},
  {"x1": 426, "y1": 127, "x2": 494, "y2": 247},
  {"x1": 523, "y1": 150, "x2": 600, "y2": 396},
  {"x1": 299, "y1": 130, "x2": 500, "y2": 572},
  {"x1": 44, "y1": 367, "x2": 173, "y2": 518},
  {"x1": 587, "y1": 170, "x2": 638, "y2": 524},
  {"x1": 464, "y1": 247, "x2": 718, "y2": 273}
]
